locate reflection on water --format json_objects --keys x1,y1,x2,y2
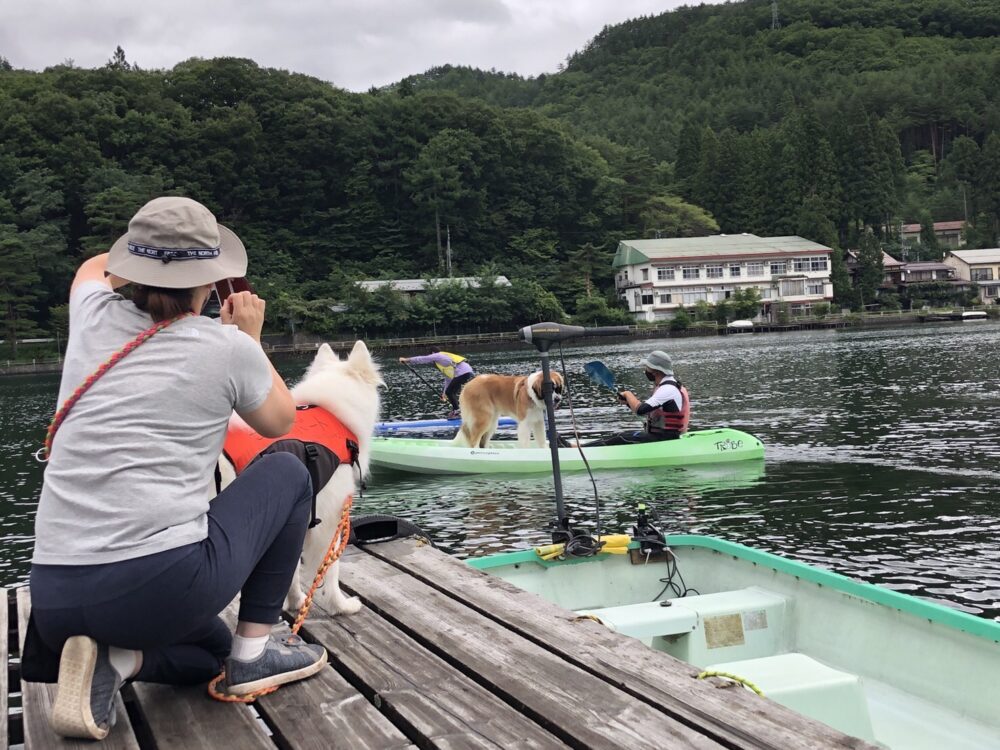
[{"x1": 2, "y1": 322, "x2": 999, "y2": 620}]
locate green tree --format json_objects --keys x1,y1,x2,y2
[
  {"x1": 0, "y1": 224, "x2": 43, "y2": 355},
  {"x1": 830, "y1": 247, "x2": 853, "y2": 308},
  {"x1": 404, "y1": 128, "x2": 485, "y2": 271},
  {"x1": 918, "y1": 210, "x2": 941, "y2": 260},
  {"x1": 639, "y1": 195, "x2": 718, "y2": 238},
  {"x1": 856, "y1": 230, "x2": 884, "y2": 309}
]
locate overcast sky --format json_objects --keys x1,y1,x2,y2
[{"x1": 2, "y1": 0, "x2": 706, "y2": 91}]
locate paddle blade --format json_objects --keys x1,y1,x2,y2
[{"x1": 584, "y1": 361, "x2": 616, "y2": 391}]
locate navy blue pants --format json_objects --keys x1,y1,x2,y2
[
  {"x1": 582, "y1": 430, "x2": 678, "y2": 447},
  {"x1": 30, "y1": 453, "x2": 313, "y2": 685}
]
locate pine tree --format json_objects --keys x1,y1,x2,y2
[
  {"x1": 856, "y1": 230, "x2": 884, "y2": 309},
  {"x1": 918, "y1": 210, "x2": 941, "y2": 260},
  {"x1": 978, "y1": 133, "x2": 1000, "y2": 239},
  {"x1": 0, "y1": 224, "x2": 43, "y2": 355},
  {"x1": 673, "y1": 119, "x2": 702, "y2": 196}
]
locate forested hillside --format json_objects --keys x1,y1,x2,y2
[
  {"x1": 405, "y1": 0, "x2": 1000, "y2": 246},
  {"x1": 1, "y1": 0, "x2": 999, "y2": 344},
  {"x1": 0, "y1": 57, "x2": 670, "y2": 343}
]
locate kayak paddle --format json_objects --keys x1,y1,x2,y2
[{"x1": 584, "y1": 361, "x2": 617, "y2": 392}]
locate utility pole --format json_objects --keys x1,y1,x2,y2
[
  {"x1": 446, "y1": 225, "x2": 453, "y2": 278},
  {"x1": 771, "y1": 0, "x2": 780, "y2": 29}
]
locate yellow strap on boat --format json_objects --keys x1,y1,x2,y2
[
  {"x1": 598, "y1": 534, "x2": 631, "y2": 554},
  {"x1": 535, "y1": 543, "x2": 566, "y2": 560},
  {"x1": 697, "y1": 670, "x2": 766, "y2": 697}
]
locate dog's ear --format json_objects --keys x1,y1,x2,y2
[
  {"x1": 314, "y1": 343, "x2": 338, "y2": 364},
  {"x1": 348, "y1": 340, "x2": 385, "y2": 388},
  {"x1": 348, "y1": 340, "x2": 370, "y2": 361}
]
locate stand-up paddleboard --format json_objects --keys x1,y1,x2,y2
[{"x1": 375, "y1": 416, "x2": 517, "y2": 434}]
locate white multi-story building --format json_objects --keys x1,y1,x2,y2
[{"x1": 613, "y1": 234, "x2": 834, "y2": 321}]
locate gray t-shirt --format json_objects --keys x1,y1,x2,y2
[{"x1": 33, "y1": 281, "x2": 273, "y2": 565}]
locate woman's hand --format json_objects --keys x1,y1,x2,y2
[
  {"x1": 221, "y1": 291, "x2": 266, "y2": 343},
  {"x1": 398, "y1": 357, "x2": 409, "y2": 364}
]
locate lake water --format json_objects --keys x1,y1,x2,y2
[{"x1": 2, "y1": 322, "x2": 998, "y2": 621}]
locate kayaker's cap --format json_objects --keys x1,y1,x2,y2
[
  {"x1": 107, "y1": 197, "x2": 247, "y2": 289},
  {"x1": 640, "y1": 350, "x2": 674, "y2": 376}
]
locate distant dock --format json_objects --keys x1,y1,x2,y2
[{"x1": 4, "y1": 537, "x2": 869, "y2": 748}]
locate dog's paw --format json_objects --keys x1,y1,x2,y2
[
  {"x1": 328, "y1": 594, "x2": 363, "y2": 616},
  {"x1": 285, "y1": 590, "x2": 307, "y2": 612}
]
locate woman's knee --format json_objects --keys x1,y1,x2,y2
[{"x1": 252, "y1": 452, "x2": 313, "y2": 501}]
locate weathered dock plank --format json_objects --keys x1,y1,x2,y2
[
  {"x1": 129, "y1": 683, "x2": 272, "y2": 750},
  {"x1": 15, "y1": 588, "x2": 140, "y2": 750},
  {"x1": 217, "y1": 601, "x2": 415, "y2": 749},
  {"x1": 338, "y1": 546, "x2": 724, "y2": 749},
  {"x1": 302, "y1": 604, "x2": 568, "y2": 749},
  {"x1": 255, "y1": 659, "x2": 417, "y2": 750},
  {"x1": 2, "y1": 589, "x2": 9, "y2": 750},
  {"x1": 363, "y1": 539, "x2": 875, "y2": 750}
]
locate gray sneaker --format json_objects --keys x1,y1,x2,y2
[
  {"x1": 51, "y1": 635, "x2": 122, "y2": 740},
  {"x1": 224, "y1": 632, "x2": 327, "y2": 696}
]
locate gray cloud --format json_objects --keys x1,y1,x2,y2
[{"x1": 2, "y1": 0, "x2": 703, "y2": 91}]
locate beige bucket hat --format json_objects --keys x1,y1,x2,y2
[{"x1": 107, "y1": 197, "x2": 247, "y2": 288}]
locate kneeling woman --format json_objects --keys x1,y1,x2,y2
[{"x1": 30, "y1": 198, "x2": 325, "y2": 740}]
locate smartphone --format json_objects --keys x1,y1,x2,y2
[{"x1": 206, "y1": 277, "x2": 252, "y2": 317}]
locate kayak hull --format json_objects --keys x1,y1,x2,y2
[{"x1": 371, "y1": 428, "x2": 763, "y2": 474}]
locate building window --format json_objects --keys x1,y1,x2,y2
[
  {"x1": 807, "y1": 282, "x2": 825, "y2": 295},
  {"x1": 657, "y1": 267, "x2": 675, "y2": 281},
  {"x1": 770, "y1": 261, "x2": 787, "y2": 275},
  {"x1": 729, "y1": 265, "x2": 741, "y2": 277},
  {"x1": 793, "y1": 258, "x2": 810, "y2": 273},
  {"x1": 706, "y1": 265, "x2": 724, "y2": 279},
  {"x1": 780, "y1": 279, "x2": 806, "y2": 296},
  {"x1": 658, "y1": 293, "x2": 672, "y2": 304},
  {"x1": 641, "y1": 293, "x2": 654, "y2": 305},
  {"x1": 747, "y1": 263, "x2": 764, "y2": 277},
  {"x1": 811, "y1": 257, "x2": 829, "y2": 272},
  {"x1": 761, "y1": 287, "x2": 775, "y2": 299},
  {"x1": 972, "y1": 268, "x2": 994, "y2": 282},
  {"x1": 641, "y1": 268, "x2": 649, "y2": 281},
  {"x1": 984, "y1": 286, "x2": 997, "y2": 298},
  {"x1": 682, "y1": 266, "x2": 700, "y2": 280},
  {"x1": 681, "y1": 287, "x2": 707, "y2": 304}
]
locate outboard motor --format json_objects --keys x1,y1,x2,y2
[{"x1": 518, "y1": 322, "x2": 630, "y2": 543}]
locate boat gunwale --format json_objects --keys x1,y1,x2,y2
[{"x1": 466, "y1": 534, "x2": 1000, "y2": 643}]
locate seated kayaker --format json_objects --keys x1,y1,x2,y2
[
  {"x1": 398, "y1": 348, "x2": 475, "y2": 419},
  {"x1": 582, "y1": 350, "x2": 689, "y2": 447}
]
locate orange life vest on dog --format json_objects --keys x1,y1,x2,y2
[{"x1": 222, "y1": 405, "x2": 360, "y2": 527}]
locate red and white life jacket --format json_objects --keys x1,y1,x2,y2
[
  {"x1": 645, "y1": 379, "x2": 690, "y2": 436},
  {"x1": 222, "y1": 405, "x2": 360, "y2": 527}
]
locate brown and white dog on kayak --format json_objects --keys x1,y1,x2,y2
[
  {"x1": 453, "y1": 371, "x2": 563, "y2": 449},
  {"x1": 218, "y1": 341, "x2": 383, "y2": 616}
]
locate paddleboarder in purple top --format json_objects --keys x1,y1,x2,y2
[{"x1": 399, "y1": 348, "x2": 475, "y2": 418}]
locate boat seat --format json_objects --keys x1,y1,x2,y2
[
  {"x1": 705, "y1": 653, "x2": 876, "y2": 742},
  {"x1": 577, "y1": 600, "x2": 698, "y2": 639},
  {"x1": 581, "y1": 587, "x2": 789, "y2": 664}
]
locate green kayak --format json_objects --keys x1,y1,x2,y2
[{"x1": 370, "y1": 428, "x2": 764, "y2": 475}]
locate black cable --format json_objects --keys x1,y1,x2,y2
[{"x1": 556, "y1": 341, "x2": 603, "y2": 554}]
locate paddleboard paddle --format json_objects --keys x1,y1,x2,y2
[{"x1": 402, "y1": 361, "x2": 452, "y2": 415}]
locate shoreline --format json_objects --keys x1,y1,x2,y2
[{"x1": 1, "y1": 312, "x2": 992, "y2": 377}]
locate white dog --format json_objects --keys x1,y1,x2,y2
[
  {"x1": 219, "y1": 341, "x2": 383, "y2": 616},
  {"x1": 453, "y1": 371, "x2": 563, "y2": 449}
]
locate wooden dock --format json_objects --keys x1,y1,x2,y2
[{"x1": 3, "y1": 538, "x2": 873, "y2": 749}]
